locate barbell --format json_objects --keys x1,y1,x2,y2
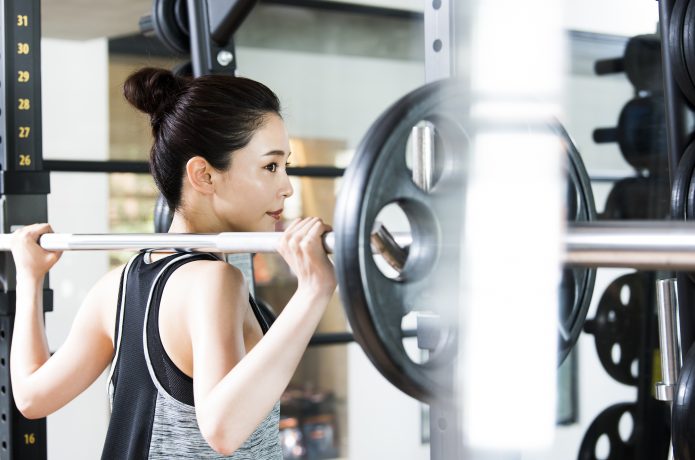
[{"x1": 5, "y1": 221, "x2": 695, "y2": 266}]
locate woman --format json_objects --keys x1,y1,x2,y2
[{"x1": 9, "y1": 67, "x2": 336, "y2": 458}]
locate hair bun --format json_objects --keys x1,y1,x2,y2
[{"x1": 123, "y1": 67, "x2": 185, "y2": 121}]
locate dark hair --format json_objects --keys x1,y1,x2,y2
[{"x1": 123, "y1": 67, "x2": 281, "y2": 210}]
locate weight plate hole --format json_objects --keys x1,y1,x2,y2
[
  {"x1": 401, "y1": 311, "x2": 432, "y2": 364},
  {"x1": 371, "y1": 203, "x2": 412, "y2": 280},
  {"x1": 611, "y1": 343, "x2": 621, "y2": 364},
  {"x1": 618, "y1": 411, "x2": 634, "y2": 443},
  {"x1": 405, "y1": 120, "x2": 445, "y2": 192},
  {"x1": 631, "y1": 359, "x2": 639, "y2": 378},
  {"x1": 620, "y1": 285, "x2": 631, "y2": 306},
  {"x1": 595, "y1": 434, "x2": 611, "y2": 460}
]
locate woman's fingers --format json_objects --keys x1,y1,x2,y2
[
  {"x1": 303, "y1": 221, "x2": 331, "y2": 250},
  {"x1": 284, "y1": 217, "x2": 318, "y2": 247},
  {"x1": 10, "y1": 224, "x2": 62, "y2": 279}
]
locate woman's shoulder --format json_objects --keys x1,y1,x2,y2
[
  {"x1": 171, "y1": 257, "x2": 249, "y2": 310},
  {"x1": 89, "y1": 263, "x2": 127, "y2": 300},
  {"x1": 177, "y1": 256, "x2": 246, "y2": 286}
]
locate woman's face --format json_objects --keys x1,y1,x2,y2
[{"x1": 213, "y1": 113, "x2": 294, "y2": 232}]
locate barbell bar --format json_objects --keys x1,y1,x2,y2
[
  {"x1": 0, "y1": 228, "x2": 413, "y2": 256},
  {"x1": 3, "y1": 221, "x2": 695, "y2": 270}
]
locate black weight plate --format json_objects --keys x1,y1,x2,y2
[
  {"x1": 672, "y1": 140, "x2": 695, "y2": 220},
  {"x1": 334, "y1": 78, "x2": 594, "y2": 401},
  {"x1": 688, "y1": 165, "x2": 695, "y2": 219},
  {"x1": 616, "y1": 97, "x2": 667, "y2": 173},
  {"x1": 153, "y1": 0, "x2": 189, "y2": 55},
  {"x1": 172, "y1": 61, "x2": 193, "y2": 78},
  {"x1": 685, "y1": 0, "x2": 695, "y2": 94},
  {"x1": 672, "y1": 141, "x2": 695, "y2": 284},
  {"x1": 583, "y1": 273, "x2": 646, "y2": 386},
  {"x1": 174, "y1": 0, "x2": 189, "y2": 36},
  {"x1": 559, "y1": 125, "x2": 597, "y2": 365},
  {"x1": 624, "y1": 35, "x2": 663, "y2": 93},
  {"x1": 578, "y1": 403, "x2": 636, "y2": 460},
  {"x1": 670, "y1": 0, "x2": 695, "y2": 106},
  {"x1": 334, "y1": 79, "x2": 466, "y2": 403},
  {"x1": 673, "y1": 343, "x2": 695, "y2": 460},
  {"x1": 154, "y1": 194, "x2": 173, "y2": 233},
  {"x1": 601, "y1": 177, "x2": 670, "y2": 220}
]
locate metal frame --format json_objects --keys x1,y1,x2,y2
[
  {"x1": 42, "y1": 160, "x2": 344, "y2": 177},
  {"x1": 422, "y1": 2, "x2": 458, "y2": 458},
  {"x1": 0, "y1": 1, "x2": 50, "y2": 458}
]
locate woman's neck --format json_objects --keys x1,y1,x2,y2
[{"x1": 167, "y1": 211, "x2": 223, "y2": 234}]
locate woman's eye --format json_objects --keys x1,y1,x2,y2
[{"x1": 265, "y1": 163, "x2": 278, "y2": 172}]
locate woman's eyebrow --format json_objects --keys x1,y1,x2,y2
[
  {"x1": 262, "y1": 150, "x2": 286, "y2": 157},
  {"x1": 262, "y1": 150, "x2": 292, "y2": 158}
]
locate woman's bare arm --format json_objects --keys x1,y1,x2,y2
[
  {"x1": 10, "y1": 224, "x2": 121, "y2": 418},
  {"x1": 192, "y1": 218, "x2": 336, "y2": 455}
]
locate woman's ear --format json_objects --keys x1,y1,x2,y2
[{"x1": 185, "y1": 156, "x2": 214, "y2": 195}]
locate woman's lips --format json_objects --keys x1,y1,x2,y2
[{"x1": 266, "y1": 209, "x2": 283, "y2": 221}]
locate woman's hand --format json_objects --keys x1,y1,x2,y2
[
  {"x1": 10, "y1": 224, "x2": 62, "y2": 283},
  {"x1": 277, "y1": 217, "x2": 337, "y2": 296}
]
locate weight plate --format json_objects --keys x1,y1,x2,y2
[
  {"x1": 584, "y1": 273, "x2": 646, "y2": 386},
  {"x1": 624, "y1": 35, "x2": 662, "y2": 93},
  {"x1": 671, "y1": 140, "x2": 695, "y2": 220},
  {"x1": 559, "y1": 124, "x2": 597, "y2": 365},
  {"x1": 154, "y1": 194, "x2": 173, "y2": 233},
  {"x1": 671, "y1": 141, "x2": 695, "y2": 283},
  {"x1": 688, "y1": 165, "x2": 695, "y2": 219},
  {"x1": 334, "y1": 79, "x2": 466, "y2": 403},
  {"x1": 669, "y1": 0, "x2": 695, "y2": 106},
  {"x1": 172, "y1": 61, "x2": 193, "y2": 78},
  {"x1": 173, "y1": 0, "x2": 189, "y2": 37},
  {"x1": 601, "y1": 177, "x2": 670, "y2": 220},
  {"x1": 152, "y1": 0, "x2": 190, "y2": 55},
  {"x1": 684, "y1": 0, "x2": 695, "y2": 94},
  {"x1": 617, "y1": 97, "x2": 667, "y2": 173},
  {"x1": 673, "y1": 343, "x2": 695, "y2": 460},
  {"x1": 334, "y1": 79, "x2": 595, "y2": 401},
  {"x1": 578, "y1": 403, "x2": 636, "y2": 460}
]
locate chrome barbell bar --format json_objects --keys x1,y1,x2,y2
[
  {"x1": 3, "y1": 221, "x2": 695, "y2": 270},
  {"x1": 0, "y1": 228, "x2": 413, "y2": 255},
  {"x1": 566, "y1": 221, "x2": 695, "y2": 269}
]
